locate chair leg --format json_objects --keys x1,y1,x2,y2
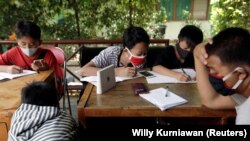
[
  {"x1": 66, "y1": 87, "x2": 72, "y2": 115},
  {"x1": 62, "y1": 91, "x2": 66, "y2": 111}
]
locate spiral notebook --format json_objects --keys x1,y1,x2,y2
[{"x1": 139, "y1": 88, "x2": 187, "y2": 111}]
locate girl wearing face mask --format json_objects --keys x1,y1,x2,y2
[
  {"x1": 152, "y1": 25, "x2": 203, "y2": 81},
  {"x1": 0, "y1": 21, "x2": 62, "y2": 82},
  {"x1": 79, "y1": 26, "x2": 149, "y2": 78}
]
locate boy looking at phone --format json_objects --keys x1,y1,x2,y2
[
  {"x1": 0, "y1": 20, "x2": 62, "y2": 81},
  {"x1": 0, "y1": 20, "x2": 63, "y2": 95}
]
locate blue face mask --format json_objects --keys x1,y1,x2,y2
[{"x1": 208, "y1": 67, "x2": 244, "y2": 96}]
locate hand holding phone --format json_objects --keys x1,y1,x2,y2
[{"x1": 33, "y1": 59, "x2": 44, "y2": 67}]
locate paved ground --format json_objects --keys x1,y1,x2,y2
[{"x1": 59, "y1": 95, "x2": 79, "y2": 122}]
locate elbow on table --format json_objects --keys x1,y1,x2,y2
[
  {"x1": 201, "y1": 99, "x2": 232, "y2": 110},
  {"x1": 200, "y1": 99, "x2": 221, "y2": 110}
]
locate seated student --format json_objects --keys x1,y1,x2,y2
[
  {"x1": 194, "y1": 27, "x2": 250, "y2": 125},
  {"x1": 79, "y1": 25, "x2": 150, "y2": 77},
  {"x1": 8, "y1": 81, "x2": 78, "y2": 141},
  {"x1": 152, "y1": 25, "x2": 203, "y2": 81},
  {"x1": 0, "y1": 20, "x2": 63, "y2": 94}
]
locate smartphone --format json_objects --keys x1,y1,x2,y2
[
  {"x1": 131, "y1": 83, "x2": 149, "y2": 95},
  {"x1": 139, "y1": 71, "x2": 155, "y2": 78},
  {"x1": 33, "y1": 59, "x2": 44, "y2": 67}
]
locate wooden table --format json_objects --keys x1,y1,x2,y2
[
  {"x1": 0, "y1": 70, "x2": 54, "y2": 141},
  {"x1": 78, "y1": 77, "x2": 236, "y2": 127}
]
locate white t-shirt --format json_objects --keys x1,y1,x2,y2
[{"x1": 231, "y1": 94, "x2": 250, "y2": 125}]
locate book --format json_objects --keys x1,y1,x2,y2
[
  {"x1": 0, "y1": 70, "x2": 37, "y2": 81},
  {"x1": 139, "y1": 88, "x2": 187, "y2": 111}
]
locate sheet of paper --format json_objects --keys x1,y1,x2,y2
[
  {"x1": 139, "y1": 88, "x2": 187, "y2": 111},
  {"x1": 0, "y1": 70, "x2": 37, "y2": 81},
  {"x1": 145, "y1": 69, "x2": 196, "y2": 84}
]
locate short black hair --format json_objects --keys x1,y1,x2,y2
[
  {"x1": 123, "y1": 26, "x2": 150, "y2": 49},
  {"x1": 178, "y1": 25, "x2": 203, "y2": 50},
  {"x1": 206, "y1": 27, "x2": 250, "y2": 66},
  {"x1": 15, "y1": 20, "x2": 41, "y2": 40},
  {"x1": 21, "y1": 81, "x2": 58, "y2": 107}
]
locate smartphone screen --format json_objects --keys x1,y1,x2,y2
[{"x1": 139, "y1": 71, "x2": 155, "y2": 78}]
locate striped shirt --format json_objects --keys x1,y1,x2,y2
[
  {"x1": 8, "y1": 104, "x2": 77, "y2": 141},
  {"x1": 92, "y1": 46, "x2": 123, "y2": 68}
]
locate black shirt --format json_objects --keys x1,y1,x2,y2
[{"x1": 153, "y1": 46, "x2": 194, "y2": 69}]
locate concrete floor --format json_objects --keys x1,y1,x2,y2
[
  {"x1": 61, "y1": 62, "x2": 83, "y2": 122},
  {"x1": 59, "y1": 95, "x2": 79, "y2": 122}
]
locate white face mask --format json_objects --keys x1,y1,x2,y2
[
  {"x1": 20, "y1": 47, "x2": 38, "y2": 56},
  {"x1": 222, "y1": 67, "x2": 244, "y2": 89}
]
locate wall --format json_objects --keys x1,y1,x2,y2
[{"x1": 164, "y1": 21, "x2": 211, "y2": 42}]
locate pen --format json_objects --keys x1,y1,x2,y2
[
  {"x1": 165, "y1": 86, "x2": 169, "y2": 97},
  {"x1": 181, "y1": 68, "x2": 191, "y2": 81}
]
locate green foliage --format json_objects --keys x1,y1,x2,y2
[
  {"x1": 210, "y1": 0, "x2": 250, "y2": 35},
  {"x1": 77, "y1": 0, "x2": 165, "y2": 39},
  {"x1": 146, "y1": 7, "x2": 168, "y2": 39},
  {"x1": 0, "y1": 0, "x2": 167, "y2": 39},
  {"x1": 0, "y1": 0, "x2": 74, "y2": 39},
  {"x1": 182, "y1": 10, "x2": 201, "y2": 28}
]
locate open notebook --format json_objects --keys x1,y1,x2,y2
[
  {"x1": 0, "y1": 70, "x2": 37, "y2": 81},
  {"x1": 139, "y1": 88, "x2": 187, "y2": 111},
  {"x1": 145, "y1": 69, "x2": 196, "y2": 84}
]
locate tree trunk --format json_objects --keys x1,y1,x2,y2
[{"x1": 72, "y1": 0, "x2": 81, "y2": 38}]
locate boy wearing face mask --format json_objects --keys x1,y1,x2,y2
[
  {"x1": 0, "y1": 20, "x2": 62, "y2": 81},
  {"x1": 194, "y1": 27, "x2": 250, "y2": 125},
  {"x1": 79, "y1": 26, "x2": 149, "y2": 77},
  {"x1": 152, "y1": 25, "x2": 203, "y2": 81}
]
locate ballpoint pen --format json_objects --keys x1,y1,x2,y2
[
  {"x1": 165, "y1": 86, "x2": 169, "y2": 97},
  {"x1": 181, "y1": 68, "x2": 191, "y2": 81}
]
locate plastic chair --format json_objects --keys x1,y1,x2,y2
[{"x1": 40, "y1": 46, "x2": 72, "y2": 115}]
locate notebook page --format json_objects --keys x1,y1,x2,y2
[
  {"x1": 0, "y1": 70, "x2": 36, "y2": 80},
  {"x1": 140, "y1": 88, "x2": 187, "y2": 111}
]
